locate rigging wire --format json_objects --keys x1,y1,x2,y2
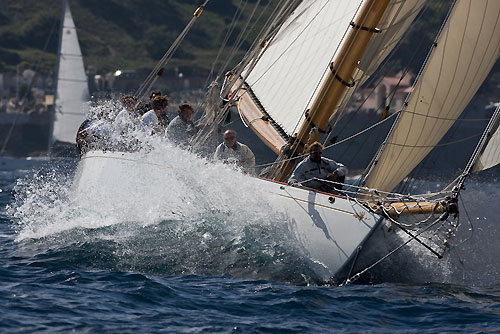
[
  {"x1": 192, "y1": 0, "x2": 299, "y2": 149},
  {"x1": 401, "y1": 96, "x2": 499, "y2": 196},
  {"x1": 134, "y1": 0, "x2": 210, "y2": 101},
  {"x1": 342, "y1": 211, "x2": 452, "y2": 285},
  {"x1": 221, "y1": 0, "x2": 280, "y2": 80},
  {"x1": 328, "y1": 0, "x2": 417, "y2": 137},
  {"x1": 203, "y1": 0, "x2": 246, "y2": 88},
  {"x1": 275, "y1": 0, "x2": 437, "y2": 174},
  {"x1": 390, "y1": 0, "x2": 498, "y2": 196},
  {"x1": 333, "y1": 0, "x2": 437, "y2": 167},
  {"x1": 456, "y1": 192, "x2": 474, "y2": 244},
  {"x1": 257, "y1": 0, "x2": 371, "y2": 178}
]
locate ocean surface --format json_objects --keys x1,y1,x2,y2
[{"x1": 1, "y1": 155, "x2": 500, "y2": 333}]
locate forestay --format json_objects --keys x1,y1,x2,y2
[
  {"x1": 364, "y1": 0, "x2": 500, "y2": 193},
  {"x1": 51, "y1": 0, "x2": 89, "y2": 145}
]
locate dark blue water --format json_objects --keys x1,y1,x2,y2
[{"x1": 2, "y1": 160, "x2": 500, "y2": 333}]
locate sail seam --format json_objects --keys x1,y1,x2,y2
[
  {"x1": 59, "y1": 53, "x2": 83, "y2": 57},
  {"x1": 58, "y1": 78, "x2": 87, "y2": 83},
  {"x1": 385, "y1": 133, "x2": 480, "y2": 148}
]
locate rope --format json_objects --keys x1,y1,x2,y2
[
  {"x1": 134, "y1": 0, "x2": 210, "y2": 101},
  {"x1": 252, "y1": 109, "x2": 401, "y2": 170},
  {"x1": 204, "y1": 0, "x2": 246, "y2": 87},
  {"x1": 192, "y1": 0, "x2": 299, "y2": 150},
  {"x1": 456, "y1": 103, "x2": 500, "y2": 190},
  {"x1": 386, "y1": 133, "x2": 481, "y2": 149},
  {"x1": 342, "y1": 212, "x2": 448, "y2": 285}
]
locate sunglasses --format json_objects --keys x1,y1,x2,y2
[{"x1": 224, "y1": 136, "x2": 235, "y2": 140}]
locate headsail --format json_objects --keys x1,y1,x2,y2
[
  {"x1": 49, "y1": 0, "x2": 89, "y2": 150},
  {"x1": 363, "y1": 0, "x2": 500, "y2": 193},
  {"x1": 471, "y1": 107, "x2": 500, "y2": 172}
]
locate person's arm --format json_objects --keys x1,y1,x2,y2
[
  {"x1": 243, "y1": 146, "x2": 256, "y2": 174},
  {"x1": 214, "y1": 144, "x2": 223, "y2": 160},
  {"x1": 166, "y1": 118, "x2": 182, "y2": 142},
  {"x1": 288, "y1": 161, "x2": 305, "y2": 185},
  {"x1": 137, "y1": 113, "x2": 152, "y2": 131},
  {"x1": 334, "y1": 162, "x2": 347, "y2": 177},
  {"x1": 326, "y1": 161, "x2": 347, "y2": 186}
]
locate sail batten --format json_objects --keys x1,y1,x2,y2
[
  {"x1": 363, "y1": 0, "x2": 500, "y2": 193},
  {"x1": 50, "y1": 0, "x2": 89, "y2": 148}
]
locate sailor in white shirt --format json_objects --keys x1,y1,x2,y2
[
  {"x1": 138, "y1": 95, "x2": 169, "y2": 134},
  {"x1": 110, "y1": 95, "x2": 141, "y2": 149},
  {"x1": 214, "y1": 129, "x2": 256, "y2": 175}
]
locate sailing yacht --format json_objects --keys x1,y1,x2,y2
[
  {"x1": 48, "y1": 0, "x2": 89, "y2": 156},
  {"x1": 73, "y1": 0, "x2": 500, "y2": 283},
  {"x1": 0, "y1": 0, "x2": 87, "y2": 169}
]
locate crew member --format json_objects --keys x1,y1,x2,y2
[
  {"x1": 214, "y1": 129, "x2": 255, "y2": 174},
  {"x1": 288, "y1": 141, "x2": 346, "y2": 193}
]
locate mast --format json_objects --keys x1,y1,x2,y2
[{"x1": 272, "y1": 0, "x2": 392, "y2": 182}]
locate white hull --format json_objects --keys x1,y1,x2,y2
[{"x1": 73, "y1": 150, "x2": 382, "y2": 280}]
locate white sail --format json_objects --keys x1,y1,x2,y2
[
  {"x1": 51, "y1": 0, "x2": 89, "y2": 146},
  {"x1": 364, "y1": 0, "x2": 500, "y2": 193},
  {"x1": 239, "y1": 0, "x2": 426, "y2": 152},
  {"x1": 244, "y1": 0, "x2": 364, "y2": 137},
  {"x1": 471, "y1": 116, "x2": 500, "y2": 172}
]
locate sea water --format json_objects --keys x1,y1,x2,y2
[{"x1": 1, "y1": 145, "x2": 500, "y2": 332}]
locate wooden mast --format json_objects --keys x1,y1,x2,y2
[{"x1": 273, "y1": 0, "x2": 391, "y2": 182}]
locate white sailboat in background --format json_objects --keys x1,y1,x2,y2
[
  {"x1": 48, "y1": 0, "x2": 89, "y2": 156},
  {"x1": 0, "y1": 0, "x2": 87, "y2": 170},
  {"x1": 74, "y1": 0, "x2": 500, "y2": 283}
]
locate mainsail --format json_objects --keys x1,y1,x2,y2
[
  {"x1": 363, "y1": 0, "x2": 500, "y2": 193},
  {"x1": 236, "y1": 0, "x2": 427, "y2": 182},
  {"x1": 49, "y1": 0, "x2": 89, "y2": 150},
  {"x1": 243, "y1": 1, "x2": 363, "y2": 140}
]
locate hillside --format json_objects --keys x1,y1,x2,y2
[
  {"x1": 0, "y1": 0, "x2": 264, "y2": 76},
  {"x1": 1, "y1": 0, "x2": 499, "y2": 94}
]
